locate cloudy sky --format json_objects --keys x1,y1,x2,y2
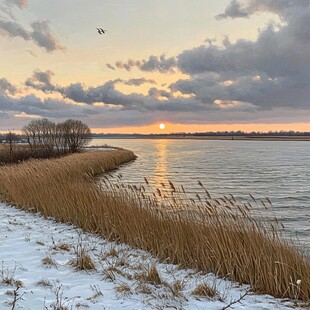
[{"x1": 0, "y1": 0, "x2": 309, "y2": 133}]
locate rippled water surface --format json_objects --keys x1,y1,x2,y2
[{"x1": 91, "y1": 139, "x2": 310, "y2": 246}]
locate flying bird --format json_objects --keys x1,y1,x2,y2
[{"x1": 97, "y1": 28, "x2": 106, "y2": 35}]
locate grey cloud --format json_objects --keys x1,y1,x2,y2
[
  {"x1": 0, "y1": 91, "x2": 109, "y2": 120},
  {"x1": 124, "y1": 78, "x2": 156, "y2": 86},
  {"x1": 0, "y1": 0, "x2": 64, "y2": 52},
  {"x1": 140, "y1": 55, "x2": 177, "y2": 73},
  {"x1": 174, "y1": 5, "x2": 310, "y2": 110},
  {"x1": 217, "y1": 0, "x2": 309, "y2": 19},
  {"x1": 106, "y1": 63, "x2": 115, "y2": 70},
  {"x1": 0, "y1": 0, "x2": 27, "y2": 20},
  {"x1": 0, "y1": 76, "x2": 309, "y2": 131},
  {"x1": 30, "y1": 20, "x2": 65, "y2": 52},
  {"x1": 61, "y1": 80, "x2": 151, "y2": 109},
  {"x1": 216, "y1": 0, "x2": 250, "y2": 19},
  {"x1": 59, "y1": 80, "x2": 203, "y2": 112},
  {"x1": 0, "y1": 78, "x2": 17, "y2": 94},
  {"x1": 0, "y1": 19, "x2": 30, "y2": 39},
  {"x1": 148, "y1": 88, "x2": 171, "y2": 99},
  {"x1": 0, "y1": 19, "x2": 64, "y2": 52},
  {"x1": 115, "y1": 59, "x2": 141, "y2": 71},
  {"x1": 25, "y1": 69, "x2": 57, "y2": 92},
  {"x1": 113, "y1": 54, "x2": 177, "y2": 73},
  {"x1": 62, "y1": 83, "x2": 93, "y2": 104},
  {"x1": 24, "y1": 73, "x2": 156, "y2": 103}
]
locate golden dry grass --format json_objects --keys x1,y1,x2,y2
[
  {"x1": 0, "y1": 149, "x2": 309, "y2": 301},
  {"x1": 191, "y1": 282, "x2": 218, "y2": 299},
  {"x1": 135, "y1": 264, "x2": 162, "y2": 285}
]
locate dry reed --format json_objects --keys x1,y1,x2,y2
[
  {"x1": 0, "y1": 149, "x2": 309, "y2": 301},
  {"x1": 0, "y1": 144, "x2": 68, "y2": 165}
]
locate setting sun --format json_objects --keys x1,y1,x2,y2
[{"x1": 159, "y1": 123, "x2": 166, "y2": 130}]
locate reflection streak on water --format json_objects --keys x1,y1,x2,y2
[{"x1": 154, "y1": 140, "x2": 168, "y2": 190}]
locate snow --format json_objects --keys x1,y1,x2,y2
[
  {"x1": 83, "y1": 147, "x2": 117, "y2": 151},
  {"x1": 0, "y1": 203, "x2": 302, "y2": 309}
]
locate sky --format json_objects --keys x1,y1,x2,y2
[{"x1": 0, "y1": 0, "x2": 309, "y2": 134}]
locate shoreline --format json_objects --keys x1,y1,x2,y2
[{"x1": 91, "y1": 135, "x2": 310, "y2": 141}]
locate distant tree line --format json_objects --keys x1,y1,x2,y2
[
  {"x1": 90, "y1": 130, "x2": 310, "y2": 138},
  {"x1": 22, "y1": 118, "x2": 91, "y2": 152},
  {"x1": 189, "y1": 130, "x2": 310, "y2": 137}
]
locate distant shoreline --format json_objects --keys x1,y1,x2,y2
[{"x1": 91, "y1": 135, "x2": 310, "y2": 141}]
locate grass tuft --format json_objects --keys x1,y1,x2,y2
[{"x1": 191, "y1": 282, "x2": 218, "y2": 299}]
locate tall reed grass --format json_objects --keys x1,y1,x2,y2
[{"x1": 0, "y1": 149, "x2": 309, "y2": 301}]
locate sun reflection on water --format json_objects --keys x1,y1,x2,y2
[{"x1": 153, "y1": 140, "x2": 169, "y2": 190}]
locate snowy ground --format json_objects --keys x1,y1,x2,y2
[
  {"x1": 83, "y1": 146, "x2": 117, "y2": 151},
  {"x1": 0, "y1": 203, "x2": 302, "y2": 309}
]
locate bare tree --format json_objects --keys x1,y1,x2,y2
[
  {"x1": 5, "y1": 131, "x2": 18, "y2": 156},
  {"x1": 60, "y1": 119, "x2": 91, "y2": 152},
  {"x1": 22, "y1": 120, "x2": 40, "y2": 149},
  {"x1": 22, "y1": 118, "x2": 91, "y2": 153}
]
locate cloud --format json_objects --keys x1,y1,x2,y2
[
  {"x1": 102, "y1": 1, "x2": 309, "y2": 113},
  {"x1": 140, "y1": 55, "x2": 177, "y2": 73},
  {"x1": 148, "y1": 88, "x2": 171, "y2": 99},
  {"x1": 26, "y1": 48, "x2": 37, "y2": 57},
  {"x1": 123, "y1": 78, "x2": 156, "y2": 86},
  {"x1": 115, "y1": 59, "x2": 141, "y2": 71},
  {"x1": 111, "y1": 54, "x2": 177, "y2": 73},
  {"x1": 60, "y1": 80, "x2": 152, "y2": 109},
  {"x1": 30, "y1": 20, "x2": 65, "y2": 52},
  {"x1": 173, "y1": 3, "x2": 310, "y2": 110},
  {"x1": 216, "y1": 0, "x2": 309, "y2": 19},
  {"x1": 25, "y1": 69, "x2": 57, "y2": 92},
  {"x1": 0, "y1": 78, "x2": 16, "y2": 94},
  {"x1": 0, "y1": 0, "x2": 64, "y2": 52},
  {"x1": 216, "y1": 0, "x2": 250, "y2": 19},
  {"x1": 106, "y1": 63, "x2": 115, "y2": 70},
  {"x1": 0, "y1": 0, "x2": 27, "y2": 19},
  {"x1": 0, "y1": 19, "x2": 30, "y2": 39},
  {"x1": 1, "y1": 75, "x2": 309, "y2": 130},
  {"x1": 0, "y1": 90, "x2": 105, "y2": 120}
]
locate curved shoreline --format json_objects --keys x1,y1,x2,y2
[{"x1": 0, "y1": 149, "x2": 309, "y2": 302}]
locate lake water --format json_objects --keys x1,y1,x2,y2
[{"x1": 90, "y1": 138, "x2": 310, "y2": 247}]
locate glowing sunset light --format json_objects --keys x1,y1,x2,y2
[{"x1": 0, "y1": 0, "x2": 308, "y2": 133}]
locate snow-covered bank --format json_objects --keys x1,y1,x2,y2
[
  {"x1": 84, "y1": 147, "x2": 117, "y2": 151},
  {"x1": 0, "y1": 203, "x2": 301, "y2": 309}
]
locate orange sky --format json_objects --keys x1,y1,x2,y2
[{"x1": 91, "y1": 122, "x2": 310, "y2": 134}]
